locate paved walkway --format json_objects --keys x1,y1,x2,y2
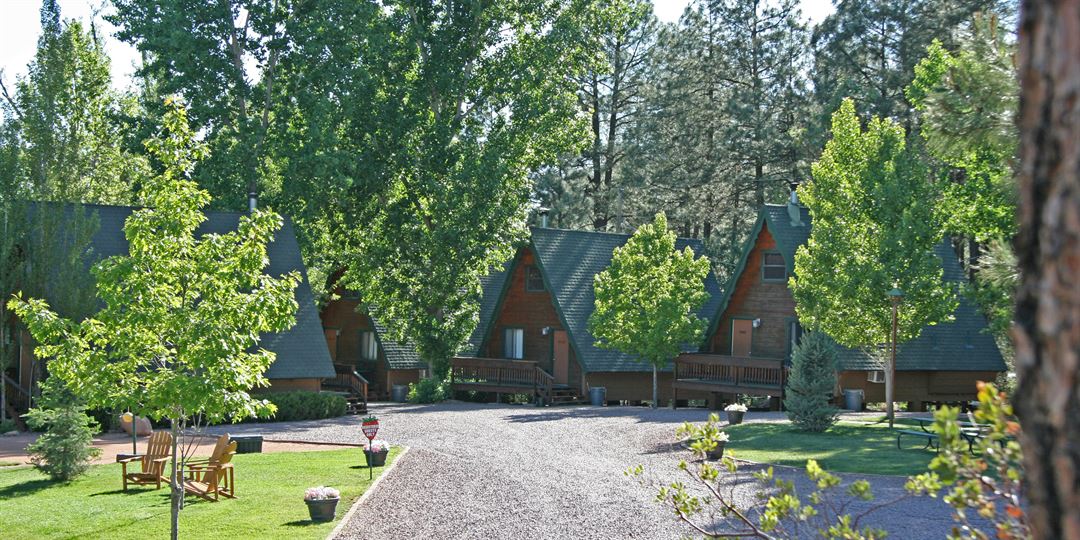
[{"x1": 208, "y1": 403, "x2": 964, "y2": 539}]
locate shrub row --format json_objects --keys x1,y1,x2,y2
[{"x1": 252, "y1": 391, "x2": 348, "y2": 422}]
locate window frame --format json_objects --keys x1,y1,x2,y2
[
  {"x1": 359, "y1": 330, "x2": 379, "y2": 361},
  {"x1": 761, "y1": 251, "x2": 787, "y2": 282},
  {"x1": 524, "y1": 265, "x2": 546, "y2": 292},
  {"x1": 503, "y1": 327, "x2": 525, "y2": 359}
]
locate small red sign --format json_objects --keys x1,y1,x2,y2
[{"x1": 361, "y1": 417, "x2": 379, "y2": 441}]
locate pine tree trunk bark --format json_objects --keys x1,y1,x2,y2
[{"x1": 1013, "y1": 1, "x2": 1080, "y2": 537}]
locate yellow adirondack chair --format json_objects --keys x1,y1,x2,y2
[
  {"x1": 183, "y1": 440, "x2": 237, "y2": 502},
  {"x1": 185, "y1": 434, "x2": 231, "y2": 469},
  {"x1": 120, "y1": 430, "x2": 172, "y2": 490}
]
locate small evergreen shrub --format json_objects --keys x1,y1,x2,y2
[
  {"x1": 0, "y1": 418, "x2": 17, "y2": 433},
  {"x1": 408, "y1": 377, "x2": 449, "y2": 404},
  {"x1": 24, "y1": 381, "x2": 102, "y2": 481},
  {"x1": 254, "y1": 391, "x2": 347, "y2": 422},
  {"x1": 784, "y1": 331, "x2": 840, "y2": 432}
]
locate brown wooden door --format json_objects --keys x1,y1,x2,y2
[
  {"x1": 553, "y1": 330, "x2": 570, "y2": 384},
  {"x1": 731, "y1": 319, "x2": 753, "y2": 357}
]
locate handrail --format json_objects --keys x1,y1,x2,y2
[
  {"x1": 327, "y1": 365, "x2": 368, "y2": 408},
  {"x1": 535, "y1": 367, "x2": 555, "y2": 403},
  {"x1": 674, "y1": 353, "x2": 784, "y2": 389},
  {"x1": 3, "y1": 373, "x2": 31, "y2": 410}
]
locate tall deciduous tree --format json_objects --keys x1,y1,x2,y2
[
  {"x1": 589, "y1": 213, "x2": 711, "y2": 407},
  {"x1": 330, "y1": 1, "x2": 594, "y2": 378},
  {"x1": 1012, "y1": 0, "x2": 1080, "y2": 535},
  {"x1": 792, "y1": 99, "x2": 956, "y2": 426},
  {"x1": 9, "y1": 99, "x2": 299, "y2": 540}
]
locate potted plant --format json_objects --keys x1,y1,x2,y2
[
  {"x1": 364, "y1": 439, "x2": 390, "y2": 467},
  {"x1": 304, "y1": 486, "x2": 340, "y2": 522},
  {"x1": 707, "y1": 431, "x2": 730, "y2": 460},
  {"x1": 724, "y1": 403, "x2": 748, "y2": 425}
]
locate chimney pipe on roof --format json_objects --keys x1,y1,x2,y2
[
  {"x1": 787, "y1": 182, "x2": 804, "y2": 227},
  {"x1": 538, "y1": 207, "x2": 550, "y2": 228},
  {"x1": 248, "y1": 191, "x2": 257, "y2": 213}
]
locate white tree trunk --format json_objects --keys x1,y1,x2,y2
[
  {"x1": 170, "y1": 418, "x2": 181, "y2": 540},
  {"x1": 884, "y1": 356, "x2": 895, "y2": 428}
]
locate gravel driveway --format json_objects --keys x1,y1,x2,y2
[{"x1": 211, "y1": 403, "x2": 963, "y2": 539}]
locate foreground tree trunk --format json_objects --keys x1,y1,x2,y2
[
  {"x1": 1013, "y1": 1, "x2": 1080, "y2": 537},
  {"x1": 652, "y1": 365, "x2": 658, "y2": 409},
  {"x1": 170, "y1": 418, "x2": 181, "y2": 540}
]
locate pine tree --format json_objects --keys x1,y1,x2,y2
[{"x1": 784, "y1": 331, "x2": 839, "y2": 432}]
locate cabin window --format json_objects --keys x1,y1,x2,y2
[
  {"x1": 503, "y1": 328, "x2": 525, "y2": 359},
  {"x1": 762, "y1": 252, "x2": 786, "y2": 281},
  {"x1": 525, "y1": 265, "x2": 545, "y2": 292},
  {"x1": 360, "y1": 330, "x2": 378, "y2": 361}
]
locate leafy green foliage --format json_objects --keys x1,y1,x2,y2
[
  {"x1": 793, "y1": 98, "x2": 956, "y2": 425},
  {"x1": 784, "y1": 332, "x2": 840, "y2": 432},
  {"x1": 252, "y1": 391, "x2": 347, "y2": 422},
  {"x1": 906, "y1": 15, "x2": 1017, "y2": 243},
  {"x1": 408, "y1": 377, "x2": 450, "y2": 404},
  {"x1": 0, "y1": 419, "x2": 16, "y2": 434},
  {"x1": 912, "y1": 383, "x2": 1029, "y2": 539},
  {"x1": 9, "y1": 97, "x2": 301, "y2": 538},
  {"x1": 23, "y1": 379, "x2": 102, "y2": 481},
  {"x1": 590, "y1": 213, "x2": 711, "y2": 405},
  {"x1": 630, "y1": 413, "x2": 911, "y2": 539},
  {"x1": 9, "y1": 98, "x2": 299, "y2": 425}
]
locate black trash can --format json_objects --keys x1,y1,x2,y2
[
  {"x1": 589, "y1": 386, "x2": 607, "y2": 406},
  {"x1": 231, "y1": 435, "x2": 263, "y2": 454},
  {"x1": 391, "y1": 384, "x2": 409, "y2": 403}
]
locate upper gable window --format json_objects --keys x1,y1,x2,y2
[
  {"x1": 525, "y1": 265, "x2": 545, "y2": 292},
  {"x1": 762, "y1": 252, "x2": 786, "y2": 282},
  {"x1": 360, "y1": 330, "x2": 378, "y2": 361}
]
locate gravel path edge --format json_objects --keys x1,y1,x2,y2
[{"x1": 328, "y1": 445, "x2": 411, "y2": 540}]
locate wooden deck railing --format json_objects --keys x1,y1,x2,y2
[
  {"x1": 328, "y1": 364, "x2": 368, "y2": 409},
  {"x1": 673, "y1": 354, "x2": 784, "y2": 396},
  {"x1": 450, "y1": 357, "x2": 553, "y2": 401},
  {"x1": 2, "y1": 373, "x2": 31, "y2": 412}
]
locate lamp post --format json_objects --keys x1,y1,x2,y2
[
  {"x1": 122, "y1": 411, "x2": 136, "y2": 454},
  {"x1": 887, "y1": 288, "x2": 904, "y2": 428}
]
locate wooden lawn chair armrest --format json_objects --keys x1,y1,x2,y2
[{"x1": 117, "y1": 455, "x2": 144, "y2": 464}]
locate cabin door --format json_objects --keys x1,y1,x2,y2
[
  {"x1": 553, "y1": 330, "x2": 570, "y2": 385},
  {"x1": 731, "y1": 319, "x2": 753, "y2": 357}
]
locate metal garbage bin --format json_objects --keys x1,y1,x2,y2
[
  {"x1": 589, "y1": 386, "x2": 607, "y2": 406},
  {"x1": 843, "y1": 389, "x2": 864, "y2": 411},
  {"x1": 231, "y1": 435, "x2": 263, "y2": 454},
  {"x1": 391, "y1": 384, "x2": 409, "y2": 403}
]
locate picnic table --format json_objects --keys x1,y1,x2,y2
[{"x1": 895, "y1": 416, "x2": 990, "y2": 455}]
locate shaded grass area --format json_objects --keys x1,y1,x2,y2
[
  {"x1": 723, "y1": 422, "x2": 934, "y2": 476},
  {"x1": 0, "y1": 460, "x2": 21, "y2": 467},
  {"x1": 0, "y1": 447, "x2": 399, "y2": 540}
]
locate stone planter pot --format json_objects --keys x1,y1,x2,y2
[
  {"x1": 305, "y1": 498, "x2": 339, "y2": 522},
  {"x1": 708, "y1": 441, "x2": 727, "y2": 461},
  {"x1": 726, "y1": 410, "x2": 745, "y2": 425},
  {"x1": 365, "y1": 449, "x2": 389, "y2": 467}
]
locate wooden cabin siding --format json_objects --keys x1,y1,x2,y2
[
  {"x1": 710, "y1": 224, "x2": 795, "y2": 359},
  {"x1": 484, "y1": 248, "x2": 578, "y2": 383},
  {"x1": 837, "y1": 370, "x2": 997, "y2": 402},
  {"x1": 266, "y1": 378, "x2": 322, "y2": 392},
  {"x1": 585, "y1": 372, "x2": 711, "y2": 403}
]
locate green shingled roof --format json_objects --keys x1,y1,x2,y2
[
  {"x1": 462, "y1": 262, "x2": 513, "y2": 357},
  {"x1": 469, "y1": 227, "x2": 725, "y2": 373},
  {"x1": 727, "y1": 204, "x2": 1005, "y2": 373},
  {"x1": 30, "y1": 203, "x2": 336, "y2": 380},
  {"x1": 369, "y1": 317, "x2": 426, "y2": 370}
]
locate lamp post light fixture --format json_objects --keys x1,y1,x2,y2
[
  {"x1": 121, "y1": 411, "x2": 136, "y2": 454},
  {"x1": 887, "y1": 288, "x2": 904, "y2": 428}
]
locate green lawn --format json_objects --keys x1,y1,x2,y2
[
  {"x1": 722, "y1": 422, "x2": 934, "y2": 476},
  {"x1": 0, "y1": 447, "x2": 400, "y2": 540}
]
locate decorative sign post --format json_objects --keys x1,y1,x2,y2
[{"x1": 361, "y1": 416, "x2": 379, "y2": 479}]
